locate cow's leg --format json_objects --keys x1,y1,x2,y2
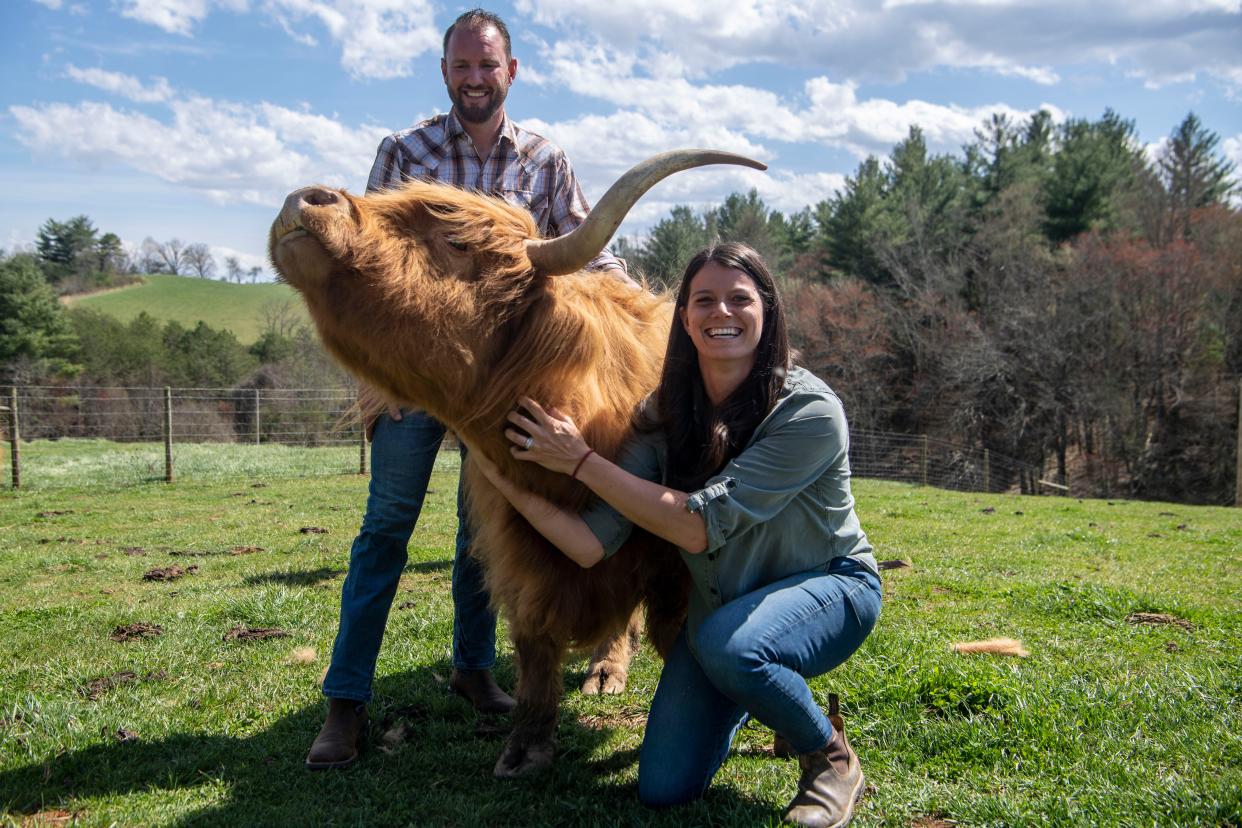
[
  {"x1": 581, "y1": 606, "x2": 643, "y2": 695},
  {"x1": 494, "y1": 631, "x2": 566, "y2": 778}
]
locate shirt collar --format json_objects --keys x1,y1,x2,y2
[{"x1": 445, "y1": 109, "x2": 517, "y2": 150}]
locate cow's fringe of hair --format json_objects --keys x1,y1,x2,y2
[{"x1": 950, "y1": 637, "x2": 1030, "y2": 657}]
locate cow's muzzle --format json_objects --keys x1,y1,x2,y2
[{"x1": 273, "y1": 187, "x2": 348, "y2": 244}]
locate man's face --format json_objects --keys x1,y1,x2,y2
[{"x1": 441, "y1": 24, "x2": 517, "y2": 125}]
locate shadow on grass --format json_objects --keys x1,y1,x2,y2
[
  {"x1": 406, "y1": 559, "x2": 451, "y2": 574},
  {"x1": 0, "y1": 664, "x2": 779, "y2": 827},
  {"x1": 242, "y1": 567, "x2": 346, "y2": 587}
]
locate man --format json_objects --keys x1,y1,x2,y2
[{"x1": 306, "y1": 8, "x2": 631, "y2": 770}]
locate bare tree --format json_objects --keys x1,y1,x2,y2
[
  {"x1": 225, "y1": 256, "x2": 244, "y2": 284},
  {"x1": 183, "y1": 243, "x2": 216, "y2": 279},
  {"x1": 140, "y1": 237, "x2": 186, "y2": 275},
  {"x1": 247, "y1": 266, "x2": 262, "y2": 284}
]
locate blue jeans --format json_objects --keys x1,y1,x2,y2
[
  {"x1": 638, "y1": 556, "x2": 882, "y2": 808},
  {"x1": 322, "y1": 410, "x2": 497, "y2": 703}
]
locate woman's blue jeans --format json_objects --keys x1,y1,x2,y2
[
  {"x1": 322, "y1": 410, "x2": 497, "y2": 703},
  {"x1": 638, "y1": 556, "x2": 882, "y2": 808}
]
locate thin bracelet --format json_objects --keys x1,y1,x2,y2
[{"x1": 571, "y1": 449, "x2": 595, "y2": 480}]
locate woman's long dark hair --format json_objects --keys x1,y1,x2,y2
[{"x1": 645, "y1": 242, "x2": 791, "y2": 491}]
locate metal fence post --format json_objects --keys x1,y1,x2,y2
[
  {"x1": 358, "y1": 391, "x2": 367, "y2": 475},
  {"x1": 921, "y1": 434, "x2": 929, "y2": 487},
  {"x1": 983, "y1": 448, "x2": 990, "y2": 493},
  {"x1": 1236, "y1": 378, "x2": 1241, "y2": 507},
  {"x1": 7, "y1": 387, "x2": 18, "y2": 490},
  {"x1": 164, "y1": 386, "x2": 174, "y2": 483},
  {"x1": 254, "y1": 388, "x2": 261, "y2": 445}
]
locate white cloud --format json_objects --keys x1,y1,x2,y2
[
  {"x1": 65, "y1": 65, "x2": 173, "y2": 102},
  {"x1": 9, "y1": 97, "x2": 389, "y2": 207},
  {"x1": 517, "y1": 0, "x2": 1242, "y2": 90},
  {"x1": 117, "y1": 0, "x2": 220, "y2": 35},
  {"x1": 1223, "y1": 133, "x2": 1242, "y2": 174},
  {"x1": 115, "y1": 0, "x2": 439, "y2": 79},
  {"x1": 33, "y1": 0, "x2": 63, "y2": 8},
  {"x1": 526, "y1": 42, "x2": 1059, "y2": 161}
]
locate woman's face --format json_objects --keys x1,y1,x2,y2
[{"x1": 679, "y1": 261, "x2": 765, "y2": 371}]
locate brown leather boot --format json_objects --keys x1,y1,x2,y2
[
  {"x1": 450, "y1": 668, "x2": 516, "y2": 715},
  {"x1": 305, "y1": 698, "x2": 367, "y2": 770},
  {"x1": 782, "y1": 694, "x2": 865, "y2": 828}
]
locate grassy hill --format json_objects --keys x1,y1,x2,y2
[{"x1": 63, "y1": 275, "x2": 308, "y2": 345}]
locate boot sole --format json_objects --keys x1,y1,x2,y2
[{"x1": 305, "y1": 749, "x2": 360, "y2": 770}]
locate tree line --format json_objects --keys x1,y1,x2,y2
[
  {"x1": 31, "y1": 215, "x2": 262, "y2": 294},
  {"x1": 3, "y1": 108, "x2": 1238, "y2": 503}
]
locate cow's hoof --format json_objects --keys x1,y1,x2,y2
[
  {"x1": 580, "y1": 666, "x2": 628, "y2": 695},
  {"x1": 493, "y1": 737, "x2": 555, "y2": 779}
]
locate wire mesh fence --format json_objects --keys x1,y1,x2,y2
[{"x1": 3, "y1": 385, "x2": 1042, "y2": 493}]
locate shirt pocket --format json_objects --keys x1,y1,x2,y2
[{"x1": 504, "y1": 190, "x2": 551, "y2": 233}]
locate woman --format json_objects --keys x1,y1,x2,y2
[{"x1": 473, "y1": 243, "x2": 881, "y2": 826}]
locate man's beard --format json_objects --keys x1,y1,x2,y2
[{"x1": 450, "y1": 82, "x2": 508, "y2": 124}]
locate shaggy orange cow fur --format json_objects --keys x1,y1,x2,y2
[{"x1": 270, "y1": 178, "x2": 689, "y2": 777}]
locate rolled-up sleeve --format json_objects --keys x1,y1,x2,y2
[
  {"x1": 579, "y1": 430, "x2": 664, "y2": 558},
  {"x1": 687, "y1": 393, "x2": 848, "y2": 554},
  {"x1": 366, "y1": 135, "x2": 403, "y2": 193}
]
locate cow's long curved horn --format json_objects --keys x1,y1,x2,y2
[{"x1": 525, "y1": 149, "x2": 767, "y2": 276}]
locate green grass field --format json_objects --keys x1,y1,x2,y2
[
  {"x1": 63, "y1": 275, "x2": 308, "y2": 345},
  {"x1": 0, "y1": 459, "x2": 1238, "y2": 826}
]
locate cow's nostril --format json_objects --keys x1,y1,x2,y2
[{"x1": 304, "y1": 189, "x2": 339, "y2": 207}]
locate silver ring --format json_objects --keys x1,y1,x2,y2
[{"x1": 523, "y1": 436, "x2": 534, "y2": 450}]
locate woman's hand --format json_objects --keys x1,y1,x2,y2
[{"x1": 506, "y1": 396, "x2": 591, "y2": 475}]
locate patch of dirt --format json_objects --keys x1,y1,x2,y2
[
  {"x1": 396, "y1": 601, "x2": 417, "y2": 610},
  {"x1": 1126, "y1": 612, "x2": 1193, "y2": 631},
  {"x1": 222, "y1": 625, "x2": 291, "y2": 642},
  {"x1": 1165, "y1": 641, "x2": 1180, "y2": 653},
  {"x1": 931, "y1": 586, "x2": 953, "y2": 595},
  {"x1": 142, "y1": 565, "x2": 197, "y2": 581},
  {"x1": 79, "y1": 669, "x2": 168, "y2": 700},
  {"x1": 122, "y1": 546, "x2": 147, "y2": 556},
  {"x1": 911, "y1": 816, "x2": 957, "y2": 828},
  {"x1": 1176, "y1": 523, "x2": 1188, "y2": 531},
  {"x1": 979, "y1": 506, "x2": 996, "y2": 514},
  {"x1": 877, "y1": 559, "x2": 912, "y2": 571},
  {"x1": 35, "y1": 510, "x2": 73, "y2": 518},
  {"x1": 109, "y1": 623, "x2": 164, "y2": 642},
  {"x1": 229, "y1": 545, "x2": 265, "y2": 555},
  {"x1": 299, "y1": 526, "x2": 328, "y2": 534},
  {"x1": 1013, "y1": 510, "x2": 1024, "y2": 515},
  {"x1": 1158, "y1": 511, "x2": 1176, "y2": 517},
  {"x1": 251, "y1": 482, "x2": 267, "y2": 488},
  {"x1": 577, "y1": 710, "x2": 648, "y2": 730},
  {"x1": 108, "y1": 727, "x2": 140, "y2": 743},
  {"x1": 18, "y1": 809, "x2": 80, "y2": 826}
]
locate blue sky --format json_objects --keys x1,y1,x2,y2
[{"x1": 2, "y1": 0, "x2": 1240, "y2": 279}]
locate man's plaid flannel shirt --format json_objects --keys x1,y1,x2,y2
[{"x1": 366, "y1": 111, "x2": 624, "y2": 274}]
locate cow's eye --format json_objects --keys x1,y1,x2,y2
[{"x1": 447, "y1": 238, "x2": 468, "y2": 252}]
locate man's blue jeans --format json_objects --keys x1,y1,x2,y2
[
  {"x1": 322, "y1": 410, "x2": 497, "y2": 703},
  {"x1": 638, "y1": 556, "x2": 882, "y2": 808}
]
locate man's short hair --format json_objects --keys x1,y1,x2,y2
[{"x1": 443, "y1": 9, "x2": 512, "y2": 59}]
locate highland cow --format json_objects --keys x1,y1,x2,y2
[{"x1": 269, "y1": 150, "x2": 765, "y2": 777}]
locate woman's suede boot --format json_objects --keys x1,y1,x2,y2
[
  {"x1": 782, "y1": 694, "x2": 864, "y2": 828},
  {"x1": 305, "y1": 698, "x2": 367, "y2": 770}
]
